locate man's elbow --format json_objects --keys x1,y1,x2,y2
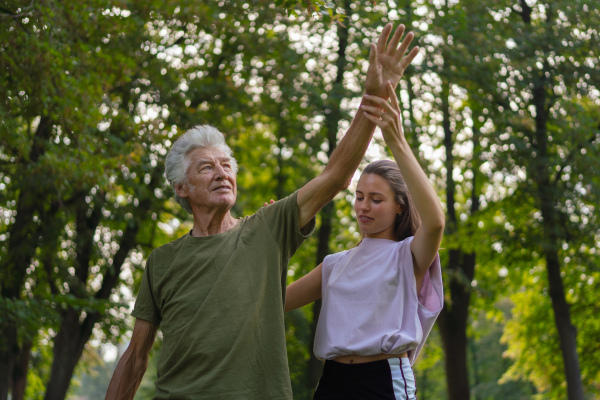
[
  {"x1": 324, "y1": 172, "x2": 352, "y2": 193},
  {"x1": 339, "y1": 176, "x2": 353, "y2": 191}
]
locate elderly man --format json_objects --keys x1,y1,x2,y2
[{"x1": 106, "y1": 23, "x2": 419, "y2": 400}]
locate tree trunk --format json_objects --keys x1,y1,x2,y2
[
  {"x1": 527, "y1": 10, "x2": 584, "y2": 391},
  {"x1": 304, "y1": 2, "x2": 352, "y2": 396},
  {"x1": 545, "y1": 246, "x2": 583, "y2": 400},
  {"x1": 436, "y1": 75, "x2": 477, "y2": 400},
  {"x1": 0, "y1": 325, "x2": 17, "y2": 400},
  {"x1": 43, "y1": 217, "x2": 141, "y2": 399},
  {"x1": 437, "y1": 250, "x2": 474, "y2": 400},
  {"x1": 0, "y1": 116, "x2": 53, "y2": 399},
  {"x1": 532, "y1": 92, "x2": 584, "y2": 400},
  {"x1": 305, "y1": 201, "x2": 334, "y2": 395},
  {"x1": 10, "y1": 339, "x2": 32, "y2": 400},
  {"x1": 44, "y1": 310, "x2": 100, "y2": 400}
]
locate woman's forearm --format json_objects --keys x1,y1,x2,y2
[{"x1": 389, "y1": 139, "x2": 445, "y2": 232}]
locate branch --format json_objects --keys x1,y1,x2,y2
[{"x1": 0, "y1": 0, "x2": 35, "y2": 20}]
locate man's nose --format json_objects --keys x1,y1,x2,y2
[{"x1": 214, "y1": 164, "x2": 227, "y2": 179}]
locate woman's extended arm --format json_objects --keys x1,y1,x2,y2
[
  {"x1": 362, "y1": 83, "x2": 445, "y2": 287},
  {"x1": 285, "y1": 263, "x2": 323, "y2": 312}
]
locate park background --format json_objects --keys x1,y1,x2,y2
[{"x1": 1, "y1": 0, "x2": 599, "y2": 399}]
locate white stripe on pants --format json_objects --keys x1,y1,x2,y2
[{"x1": 387, "y1": 358, "x2": 417, "y2": 400}]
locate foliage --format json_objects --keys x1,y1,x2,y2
[{"x1": 1, "y1": 0, "x2": 599, "y2": 399}]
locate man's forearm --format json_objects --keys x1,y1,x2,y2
[
  {"x1": 321, "y1": 101, "x2": 378, "y2": 189},
  {"x1": 296, "y1": 102, "x2": 377, "y2": 227},
  {"x1": 105, "y1": 350, "x2": 148, "y2": 400}
]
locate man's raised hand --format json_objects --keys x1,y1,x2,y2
[{"x1": 364, "y1": 23, "x2": 420, "y2": 99}]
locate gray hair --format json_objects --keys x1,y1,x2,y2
[{"x1": 165, "y1": 125, "x2": 238, "y2": 214}]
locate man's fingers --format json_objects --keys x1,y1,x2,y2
[
  {"x1": 393, "y1": 31, "x2": 415, "y2": 63},
  {"x1": 386, "y1": 24, "x2": 406, "y2": 56},
  {"x1": 368, "y1": 43, "x2": 377, "y2": 66},
  {"x1": 376, "y1": 23, "x2": 393, "y2": 54},
  {"x1": 398, "y1": 46, "x2": 420, "y2": 70}
]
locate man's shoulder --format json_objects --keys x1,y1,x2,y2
[
  {"x1": 251, "y1": 191, "x2": 298, "y2": 222},
  {"x1": 149, "y1": 233, "x2": 189, "y2": 260}
]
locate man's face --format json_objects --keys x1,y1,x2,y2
[{"x1": 176, "y1": 147, "x2": 237, "y2": 213}]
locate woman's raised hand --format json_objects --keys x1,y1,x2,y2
[{"x1": 361, "y1": 82, "x2": 406, "y2": 147}]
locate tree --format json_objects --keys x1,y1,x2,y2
[
  {"x1": 1, "y1": 1, "x2": 324, "y2": 398},
  {"x1": 482, "y1": 1, "x2": 600, "y2": 398}
]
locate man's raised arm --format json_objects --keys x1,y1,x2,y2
[{"x1": 297, "y1": 23, "x2": 420, "y2": 228}]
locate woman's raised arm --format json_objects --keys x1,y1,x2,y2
[{"x1": 362, "y1": 83, "x2": 444, "y2": 288}]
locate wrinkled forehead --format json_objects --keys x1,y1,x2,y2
[{"x1": 187, "y1": 146, "x2": 230, "y2": 163}]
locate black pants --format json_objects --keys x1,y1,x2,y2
[{"x1": 313, "y1": 358, "x2": 416, "y2": 400}]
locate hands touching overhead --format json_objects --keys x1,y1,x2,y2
[{"x1": 362, "y1": 83, "x2": 406, "y2": 148}]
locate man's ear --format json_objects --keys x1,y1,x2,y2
[{"x1": 175, "y1": 183, "x2": 188, "y2": 198}]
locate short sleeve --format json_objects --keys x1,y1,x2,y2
[
  {"x1": 418, "y1": 253, "x2": 443, "y2": 313},
  {"x1": 256, "y1": 190, "x2": 315, "y2": 259},
  {"x1": 321, "y1": 250, "x2": 350, "y2": 290},
  {"x1": 132, "y1": 252, "x2": 161, "y2": 325},
  {"x1": 409, "y1": 251, "x2": 443, "y2": 365}
]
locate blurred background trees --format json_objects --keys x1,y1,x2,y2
[{"x1": 1, "y1": 0, "x2": 598, "y2": 399}]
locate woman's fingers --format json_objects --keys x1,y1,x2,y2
[
  {"x1": 387, "y1": 83, "x2": 401, "y2": 112},
  {"x1": 361, "y1": 104, "x2": 387, "y2": 118},
  {"x1": 363, "y1": 110, "x2": 385, "y2": 126},
  {"x1": 363, "y1": 94, "x2": 396, "y2": 115}
]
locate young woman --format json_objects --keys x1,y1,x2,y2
[{"x1": 285, "y1": 83, "x2": 445, "y2": 400}]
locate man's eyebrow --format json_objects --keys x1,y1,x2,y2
[{"x1": 194, "y1": 157, "x2": 231, "y2": 166}]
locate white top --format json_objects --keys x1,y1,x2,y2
[{"x1": 313, "y1": 237, "x2": 443, "y2": 365}]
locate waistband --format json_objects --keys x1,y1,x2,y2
[{"x1": 323, "y1": 357, "x2": 410, "y2": 377}]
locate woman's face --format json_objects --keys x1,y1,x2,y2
[{"x1": 354, "y1": 173, "x2": 403, "y2": 240}]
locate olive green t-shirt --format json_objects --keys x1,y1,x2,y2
[{"x1": 132, "y1": 191, "x2": 314, "y2": 399}]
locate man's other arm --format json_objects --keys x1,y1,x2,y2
[{"x1": 105, "y1": 318, "x2": 158, "y2": 400}]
